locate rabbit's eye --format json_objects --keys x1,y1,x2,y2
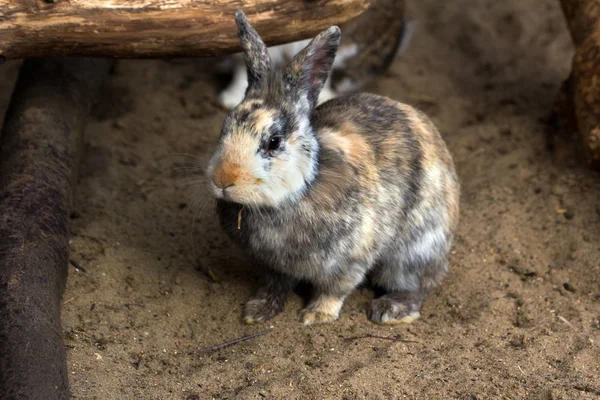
[{"x1": 267, "y1": 136, "x2": 282, "y2": 152}]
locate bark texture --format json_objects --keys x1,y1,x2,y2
[
  {"x1": 556, "y1": 0, "x2": 600, "y2": 169},
  {"x1": 0, "y1": 0, "x2": 374, "y2": 60},
  {"x1": 0, "y1": 57, "x2": 111, "y2": 400}
]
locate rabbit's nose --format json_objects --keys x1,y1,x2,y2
[
  {"x1": 213, "y1": 162, "x2": 242, "y2": 189},
  {"x1": 213, "y1": 177, "x2": 235, "y2": 189},
  {"x1": 212, "y1": 173, "x2": 237, "y2": 189}
]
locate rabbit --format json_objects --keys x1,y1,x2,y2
[
  {"x1": 205, "y1": 11, "x2": 460, "y2": 326},
  {"x1": 216, "y1": 0, "x2": 415, "y2": 110}
]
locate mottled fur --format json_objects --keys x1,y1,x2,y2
[{"x1": 206, "y1": 11, "x2": 460, "y2": 325}]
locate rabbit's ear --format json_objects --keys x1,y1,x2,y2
[
  {"x1": 284, "y1": 26, "x2": 341, "y2": 111},
  {"x1": 235, "y1": 11, "x2": 272, "y2": 95}
]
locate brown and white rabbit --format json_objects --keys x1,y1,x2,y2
[
  {"x1": 206, "y1": 11, "x2": 459, "y2": 326},
  {"x1": 217, "y1": 0, "x2": 414, "y2": 109}
]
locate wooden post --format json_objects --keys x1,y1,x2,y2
[
  {"x1": 556, "y1": 0, "x2": 600, "y2": 169},
  {"x1": 0, "y1": 0, "x2": 375, "y2": 60},
  {"x1": 0, "y1": 57, "x2": 111, "y2": 400}
]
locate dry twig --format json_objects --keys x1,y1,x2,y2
[
  {"x1": 196, "y1": 328, "x2": 273, "y2": 354},
  {"x1": 343, "y1": 333, "x2": 419, "y2": 343}
]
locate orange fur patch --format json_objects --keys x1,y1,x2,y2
[
  {"x1": 321, "y1": 124, "x2": 379, "y2": 185},
  {"x1": 213, "y1": 161, "x2": 242, "y2": 188},
  {"x1": 308, "y1": 125, "x2": 380, "y2": 210},
  {"x1": 253, "y1": 109, "x2": 276, "y2": 132},
  {"x1": 213, "y1": 130, "x2": 261, "y2": 188}
]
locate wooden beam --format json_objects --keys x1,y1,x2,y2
[{"x1": 0, "y1": 0, "x2": 375, "y2": 60}]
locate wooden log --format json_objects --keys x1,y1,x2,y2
[
  {"x1": 0, "y1": 0, "x2": 375, "y2": 60},
  {"x1": 0, "y1": 57, "x2": 111, "y2": 400},
  {"x1": 556, "y1": 0, "x2": 600, "y2": 169},
  {"x1": 560, "y1": 0, "x2": 600, "y2": 46}
]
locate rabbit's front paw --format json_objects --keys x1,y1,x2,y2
[
  {"x1": 368, "y1": 295, "x2": 421, "y2": 324},
  {"x1": 243, "y1": 297, "x2": 283, "y2": 324},
  {"x1": 299, "y1": 296, "x2": 343, "y2": 326}
]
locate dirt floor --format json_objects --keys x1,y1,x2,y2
[{"x1": 2, "y1": 0, "x2": 600, "y2": 398}]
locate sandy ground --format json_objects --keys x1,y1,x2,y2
[{"x1": 1, "y1": 0, "x2": 600, "y2": 398}]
